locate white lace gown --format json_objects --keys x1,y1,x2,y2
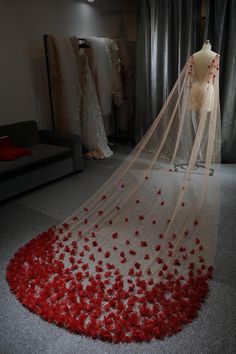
[{"x1": 79, "y1": 52, "x2": 113, "y2": 159}]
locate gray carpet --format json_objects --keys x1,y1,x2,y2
[{"x1": 0, "y1": 145, "x2": 236, "y2": 354}]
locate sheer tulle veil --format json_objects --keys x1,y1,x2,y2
[{"x1": 6, "y1": 54, "x2": 221, "y2": 342}]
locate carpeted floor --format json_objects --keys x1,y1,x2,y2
[{"x1": 0, "y1": 144, "x2": 235, "y2": 354}]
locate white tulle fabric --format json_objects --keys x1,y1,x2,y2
[
  {"x1": 62, "y1": 53, "x2": 221, "y2": 266},
  {"x1": 6, "y1": 54, "x2": 221, "y2": 343}
]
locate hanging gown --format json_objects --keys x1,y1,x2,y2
[
  {"x1": 77, "y1": 51, "x2": 113, "y2": 159},
  {"x1": 46, "y1": 35, "x2": 112, "y2": 159},
  {"x1": 87, "y1": 37, "x2": 113, "y2": 136},
  {"x1": 6, "y1": 54, "x2": 221, "y2": 343}
]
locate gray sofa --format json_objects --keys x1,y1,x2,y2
[{"x1": 0, "y1": 120, "x2": 83, "y2": 202}]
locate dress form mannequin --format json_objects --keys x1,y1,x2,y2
[
  {"x1": 189, "y1": 40, "x2": 219, "y2": 112},
  {"x1": 192, "y1": 40, "x2": 218, "y2": 81},
  {"x1": 180, "y1": 40, "x2": 220, "y2": 174}
]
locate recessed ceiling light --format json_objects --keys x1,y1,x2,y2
[{"x1": 88, "y1": 0, "x2": 95, "y2": 3}]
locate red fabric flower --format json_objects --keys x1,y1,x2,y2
[
  {"x1": 112, "y1": 232, "x2": 118, "y2": 239},
  {"x1": 179, "y1": 246, "x2": 186, "y2": 252},
  {"x1": 155, "y1": 245, "x2": 161, "y2": 251},
  {"x1": 128, "y1": 268, "x2": 134, "y2": 276},
  {"x1": 71, "y1": 241, "x2": 77, "y2": 248},
  {"x1": 174, "y1": 259, "x2": 181, "y2": 266},
  {"x1": 89, "y1": 254, "x2": 95, "y2": 261},
  {"x1": 82, "y1": 263, "x2": 88, "y2": 271},
  {"x1": 6, "y1": 221, "x2": 213, "y2": 343},
  {"x1": 64, "y1": 246, "x2": 70, "y2": 252},
  {"x1": 95, "y1": 266, "x2": 103, "y2": 273},
  {"x1": 156, "y1": 257, "x2": 163, "y2": 264},
  {"x1": 105, "y1": 251, "x2": 110, "y2": 258}
]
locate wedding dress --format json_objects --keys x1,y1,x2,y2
[
  {"x1": 46, "y1": 35, "x2": 113, "y2": 159},
  {"x1": 71, "y1": 40, "x2": 113, "y2": 159},
  {"x1": 87, "y1": 37, "x2": 113, "y2": 136},
  {"x1": 6, "y1": 54, "x2": 221, "y2": 343}
]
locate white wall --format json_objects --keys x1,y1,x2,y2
[{"x1": 0, "y1": 0, "x2": 137, "y2": 129}]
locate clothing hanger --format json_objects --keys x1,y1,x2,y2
[{"x1": 76, "y1": 37, "x2": 90, "y2": 48}]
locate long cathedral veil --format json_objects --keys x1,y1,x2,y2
[{"x1": 6, "y1": 54, "x2": 221, "y2": 342}]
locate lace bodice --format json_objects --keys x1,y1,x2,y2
[{"x1": 189, "y1": 54, "x2": 220, "y2": 112}]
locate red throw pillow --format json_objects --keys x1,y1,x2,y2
[
  {"x1": 0, "y1": 136, "x2": 13, "y2": 148},
  {"x1": 0, "y1": 146, "x2": 32, "y2": 161}
]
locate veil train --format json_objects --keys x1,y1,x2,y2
[{"x1": 6, "y1": 54, "x2": 221, "y2": 343}]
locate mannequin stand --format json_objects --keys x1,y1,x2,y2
[{"x1": 174, "y1": 163, "x2": 214, "y2": 176}]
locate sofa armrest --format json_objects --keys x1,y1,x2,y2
[{"x1": 40, "y1": 130, "x2": 83, "y2": 172}]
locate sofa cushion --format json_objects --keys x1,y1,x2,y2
[
  {"x1": 0, "y1": 121, "x2": 40, "y2": 147},
  {"x1": 0, "y1": 143, "x2": 72, "y2": 181}
]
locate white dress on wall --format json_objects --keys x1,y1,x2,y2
[{"x1": 79, "y1": 52, "x2": 113, "y2": 159}]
